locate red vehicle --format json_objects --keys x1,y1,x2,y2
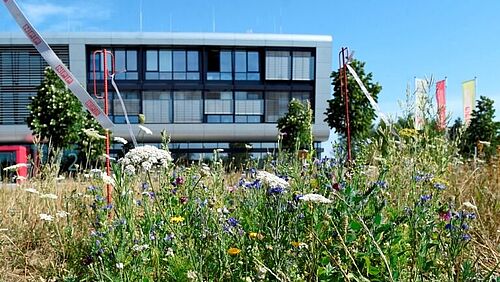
[{"x1": 0, "y1": 145, "x2": 29, "y2": 182}]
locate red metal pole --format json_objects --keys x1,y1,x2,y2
[
  {"x1": 103, "y1": 49, "x2": 111, "y2": 205},
  {"x1": 339, "y1": 47, "x2": 351, "y2": 161}
]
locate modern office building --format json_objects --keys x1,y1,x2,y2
[{"x1": 0, "y1": 32, "x2": 332, "y2": 160}]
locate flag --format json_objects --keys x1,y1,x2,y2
[
  {"x1": 435, "y1": 80, "x2": 446, "y2": 130},
  {"x1": 462, "y1": 79, "x2": 476, "y2": 126},
  {"x1": 414, "y1": 78, "x2": 427, "y2": 130}
]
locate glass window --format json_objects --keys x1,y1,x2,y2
[
  {"x1": 292, "y1": 51, "x2": 314, "y2": 80},
  {"x1": 146, "y1": 50, "x2": 158, "y2": 71},
  {"x1": 146, "y1": 49, "x2": 198, "y2": 80},
  {"x1": 187, "y1": 51, "x2": 198, "y2": 72},
  {"x1": 143, "y1": 91, "x2": 172, "y2": 123},
  {"x1": 115, "y1": 50, "x2": 126, "y2": 71},
  {"x1": 235, "y1": 91, "x2": 264, "y2": 120},
  {"x1": 265, "y1": 91, "x2": 289, "y2": 122},
  {"x1": 207, "y1": 50, "x2": 232, "y2": 80},
  {"x1": 126, "y1": 50, "x2": 137, "y2": 71},
  {"x1": 265, "y1": 51, "x2": 291, "y2": 80},
  {"x1": 173, "y1": 91, "x2": 202, "y2": 123},
  {"x1": 110, "y1": 91, "x2": 140, "y2": 123},
  {"x1": 204, "y1": 91, "x2": 233, "y2": 115},
  {"x1": 235, "y1": 50, "x2": 260, "y2": 81},
  {"x1": 173, "y1": 51, "x2": 186, "y2": 72}
]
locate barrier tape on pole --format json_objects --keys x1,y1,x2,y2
[
  {"x1": 2, "y1": 0, "x2": 114, "y2": 130},
  {"x1": 345, "y1": 63, "x2": 389, "y2": 125},
  {"x1": 111, "y1": 74, "x2": 138, "y2": 148}
]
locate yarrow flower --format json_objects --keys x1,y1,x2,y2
[
  {"x1": 113, "y1": 136, "x2": 128, "y2": 144},
  {"x1": 101, "y1": 172, "x2": 115, "y2": 186},
  {"x1": 138, "y1": 125, "x2": 153, "y2": 135},
  {"x1": 39, "y1": 213, "x2": 53, "y2": 221},
  {"x1": 25, "y1": 188, "x2": 39, "y2": 194},
  {"x1": 118, "y1": 145, "x2": 173, "y2": 174},
  {"x1": 39, "y1": 193, "x2": 58, "y2": 200},
  {"x1": 83, "y1": 128, "x2": 106, "y2": 140},
  {"x1": 298, "y1": 193, "x2": 333, "y2": 204},
  {"x1": 256, "y1": 170, "x2": 290, "y2": 189}
]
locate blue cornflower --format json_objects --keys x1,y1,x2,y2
[
  {"x1": 95, "y1": 195, "x2": 104, "y2": 202},
  {"x1": 294, "y1": 194, "x2": 303, "y2": 202},
  {"x1": 135, "y1": 200, "x2": 142, "y2": 206},
  {"x1": 374, "y1": 180, "x2": 388, "y2": 189},
  {"x1": 164, "y1": 233, "x2": 175, "y2": 242},
  {"x1": 433, "y1": 183, "x2": 446, "y2": 190},
  {"x1": 467, "y1": 212, "x2": 477, "y2": 220},
  {"x1": 227, "y1": 217, "x2": 239, "y2": 227},
  {"x1": 87, "y1": 185, "x2": 97, "y2": 191},
  {"x1": 462, "y1": 233, "x2": 471, "y2": 241},
  {"x1": 267, "y1": 187, "x2": 285, "y2": 195},
  {"x1": 414, "y1": 172, "x2": 434, "y2": 182},
  {"x1": 445, "y1": 223, "x2": 454, "y2": 230},
  {"x1": 103, "y1": 204, "x2": 113, "y2": 211},
  {"x1": 141, "y1": 182, "x2": 149, "y2": 190},
  {"x1": 420, "y1": 194, "x2": 432, "y2": 203},
  {"x1": 461, "y1": 223, "x2": 469, "y2": 230}
]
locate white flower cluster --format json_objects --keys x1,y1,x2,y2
[
  {"x1": 119, "y1": 145, "x2": 173, "y2": 174},
  {"x1": 256, "y1": 170, "x2": 290, "y2": 188},
  {"x1": 299, "y1": 193, "x2": 333, "y2": 204}
]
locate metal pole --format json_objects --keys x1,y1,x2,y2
[
  {"x1": 339, "y1": 47, "x2": 351, "y2": 161},
  {"x1": 103, "y1": 49, "x2": 112, "y2": 205}
]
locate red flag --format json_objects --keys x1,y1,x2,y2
[{"x1": 435, "y1": 80, "x2": 446, "y2": 130}]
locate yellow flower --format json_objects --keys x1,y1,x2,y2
[
  {"x1": 398, "y1": 128, "x2": 418, "y2": 138},
  {"x1": 291, "y1": 241, "x2": 307, "y2": 248},
  {"x1": 248, "y1": 232, "x2": 264, "y2": 240},
  {"x1": 227, "y1": 247, "x2": 241, "y2": 256},
  {"x1": 310, "y1": 179, "x2": 319, "y2": 189},
  {"x1": 170, "y1": 216, "x2": 184, "y2": 223}
]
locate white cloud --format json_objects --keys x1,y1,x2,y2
[{"x1": 19, "y1": 1, "x2": 111, "y2": 31}]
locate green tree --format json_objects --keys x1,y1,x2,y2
[
  {"x1": 460, "y1": 96, "x2": 500, "y2": 159},
  {"x1": 324, "y1": 59, "x2": 382, "y2": 149},
  {"x1": 27, "y1": 67, "x2": 104, "y2": 162},
  {"x1": 277, "y1": 99, "x2": 313, "y2": 152}
]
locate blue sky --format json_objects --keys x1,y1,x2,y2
[{"x1": 1, "y1": 0, "x2": 499, "y2": 154}]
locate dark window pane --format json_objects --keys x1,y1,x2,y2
[
  {"x1": 207, "y1": 50, "x2": 220, "y2": 72},
  {"x1": 159, "y1": 50, "x2": 172, "y2": 71},
  {"x1": 173, "y1": 51, "x2": 186, "y2": 72},
  {"x1": 146, "y1": 50, "x2": 158, "y2": 71},
  {"x1": 187, "y1": 51, "x2": 199, "y2": 71}
]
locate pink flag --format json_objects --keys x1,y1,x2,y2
[{"x1": 435, "y1": 80, "x2": 446, "y2": 130}]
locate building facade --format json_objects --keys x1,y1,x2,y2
[{"x1": 0, "y1": 32, "x2": 332, "y2": 160}]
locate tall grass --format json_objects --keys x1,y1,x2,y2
[{"x1": 0, "y1": 126, "x2": 499, "y2": 281}]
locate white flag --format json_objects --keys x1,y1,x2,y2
[{"x1": 414, "y1": 78, "x2": 428, "y2": 130}]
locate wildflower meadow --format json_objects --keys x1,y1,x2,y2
[{"x1": 0, "y1": 123, "x2": 499, "y2": 282}]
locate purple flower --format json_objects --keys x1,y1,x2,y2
[
  {"x1": 175, "y1": 177, "x2": 185, "y2": 186},
  {"x1": 462, "y1": 233, "x2": 471, "y2": 241},
  {"x1": 87, "y1": 185, "x2": 97, "y2": 191},
  {"x1": 420, "y1": 194, "x2": 432, "y2": 203},
  {"x1": 180, "y1": 196, "x2": 188, "y2": 204},
  {"x1": 445, "y1": 223, "x2": 454, "y2": 230},
  {"x1": 374, "y1": 180, "x2": 388, "y2": 189},
  {"x1": 141, "y1": 182, "x2": 149, "y2": 190},
  {"x1": 433, "y1": 183, "x2": 446, "y2": 190},
  {"x1": 461, "y1": 223, "x2": 469, "y2": 230},
  {"x1": 227, "y1": 217, "x2": 239, "y2": 227},
  {"x1": 267, "y1": 187, "x2": 285, "y2": 195}
]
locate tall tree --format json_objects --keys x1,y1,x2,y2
[
  {"x1": 277, "y1": 99, "x2": 313, "y2": 152},
  {"x1": 460, "y1": 96, "x2": 500, "y2": 159},
  {"x1": 324, "y1": 59, "x2": 382, "y2": 149},
  {"x1": 27, "y1": 67, "x2": 104, "y2": 158}
]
